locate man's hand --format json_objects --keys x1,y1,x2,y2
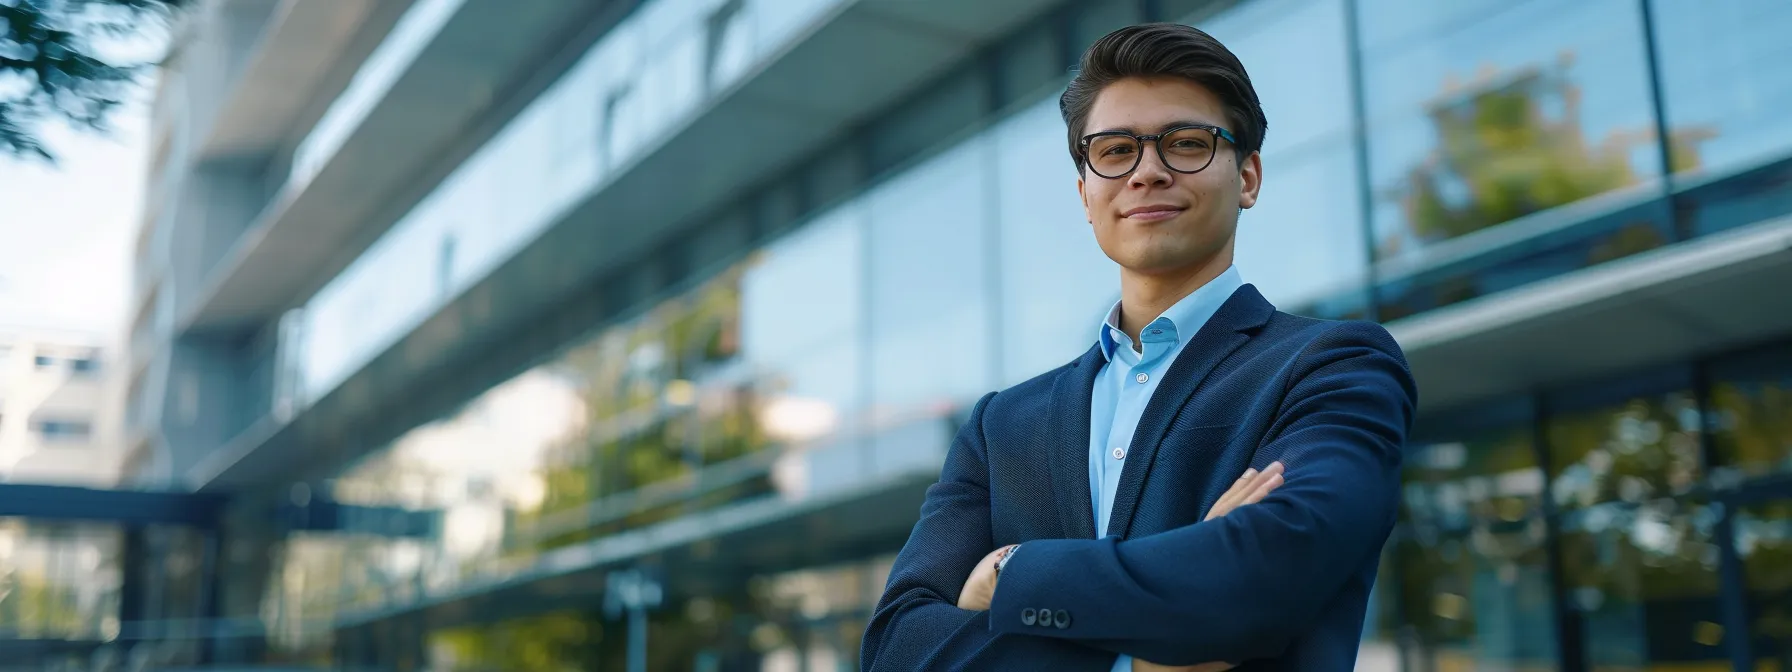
[
  {"x1": 1205, "y1": 461, "x2": 1283, "y2": 521},
  {"x1": 956, "y1": 544, "x2": 1015, "y2": 611},
  {"x1": 956, "y1": 464, "x2": 1283, "y2": 614},
  {"x1": 1131, "y1": 463, "x2": 1286, "y2": 672}
]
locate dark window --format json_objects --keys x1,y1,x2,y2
[
  {"x1": 69, "y1": 358, "x2": 97, "y2": 375},
  {"x1": 34, "y1": 420, "x2": 93, "y2": 441}
]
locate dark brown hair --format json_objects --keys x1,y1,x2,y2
[{"x1": 1059, "y1": 22, "x2": 1268, "y2": 173}]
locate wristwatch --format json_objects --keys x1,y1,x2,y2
[{"x1": 994, "y1": 544, "x2": 1019, "y2": 578}]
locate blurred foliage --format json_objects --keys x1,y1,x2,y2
[
  {"x1": 1385, "y1": 57, "x2": 1714, "y2": 258},
  {"x1": 1402, "y1": 427, "x2": 1541, "y2": 526},
  {"x1": 1546, "y1": 393, "x2": 1703, "y2": 510},
  {"x1": 512, "y1": 267, "x2": 770, "y2": 555},
  {"x1": 1710, "y1": 379, "x2": 1792, "y2": 477},
  {"x1": 0, "y1": 0, "x2": 190, "y2": 161}
]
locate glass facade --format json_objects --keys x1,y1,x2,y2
[
  {"x1": 143, "y1": 0, "x2": 1792, "y2": 669},
  {"x1": 293, "y1": 0, "x2": 854, "y2": 403}
]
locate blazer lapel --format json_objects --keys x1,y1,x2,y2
[
  {"x1": 1105, "y1": 284, "x2": 1277, "y2": 540},
  {"x1": 1046, "y1": 343, "x2": 1104, "y2": 540}
]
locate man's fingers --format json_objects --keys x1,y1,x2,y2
[
  {"x1": 1244, "y1": 466, "x2": 1283, "y2": 504},
  {"x1": 1206, "y1": 463, "x2": 1287, "y2": 521},
  {"x1": 1214, "y1": 467, "x2": 1257, "y2": 508}
]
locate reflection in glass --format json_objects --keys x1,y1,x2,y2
[
  {"x1": 1235, "y1": 140, "x2": 1368, "y2": 310},
  {"x1": 1360, "y1": 0, "x2": 1665, "y2": 261},
  {"x1": 867, "y1": 138, "x2": 992, "y2": 425},
  {"x1": 1403, "y1": 427, "x2": 1544, "y2": 530},
  {"x1": 994, "y1": 100, "x2": 1116, "y2": 384},
  {"x1": 1709, "y1": 360, "x2": 1792, "y2": 480},
  {"x1": 1197, "y1": 0, "x2": 1370, "y2": 311},
  {"x1": 1651, "y1": 0, "x2": 1792, "y2": 179},
  {"x1": 1393, "y1": 530, "x2": 1557, "y2": 670},
  {"x1": 1395, "y1": 423, "x2": 1557, "y2": 669},
  {"x1": 1558, "y1": 500, "x2": 1724, "y2": 670},
  {"x1": 740, "y1": 204, "x2": 864, "y2": 438},
  {"x1": 1736, "y1": 502, "x2": 1792, "y2": 669},
  {"x1": 1545, "y1": 391, "x2": 1702, "y2": 511}
]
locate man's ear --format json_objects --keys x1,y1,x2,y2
[
  {"x1": 1078, "y1": 174, "x2": 1091, "y2": 223},
  {"x1": 1237, "y1": 151, "x2": 1263, "y2": 210}
]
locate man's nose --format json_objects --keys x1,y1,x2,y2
[{"x1": 1129, "y1": 143, "x2": 1172, "y2": 187}]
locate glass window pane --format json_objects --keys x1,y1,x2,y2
[
  {"x1": 1199, "y1": 0, "x2": 1368, "y2": 309},
  {"x1": 1736, "y1": 501, "x2": 1792, "y2": 667},
  {"x1": 1236, "y1": 139, "x2": 1368, "y2": 308},
  {"x1": 1200, "y1": 0, "x2": 1353, "y2": 154},
  {"x1": 1359, "y1": 0, "x2": 1661, "y2": 263},
  {"x1": 1394, "y1": 416, "x2": 1558, "y2": 670},
  {"x1": 867, "y1": 138, "x2": 992, "y2": 424},
  {"x1": 995, "y1": 100, "x2": 1118, "y2": 384},
  {"x1": 1558, "y1": 500, "x2": 1725, "y2": 669},
  {"x1": 1403, "y1": 426, "x2": 1544, "y2": 529},
  {"x1": 1393, "y1": 529, "x2": 1558, "y2": 669},
  {"x1": 740, "y1": 205, "x2": 865, "y2": 444},
  {"x1": 1710, "y1": 348, "x2": 1792, "y2": 481},
  {"x1": 1545, "y1": 390, "x2": 1703, "y2": 511},
  {"x1": 1651, "y1": 0, "x2": 1792, "y2": 179}
]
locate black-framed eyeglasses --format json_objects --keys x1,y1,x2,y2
[{"x1": 1078, "y1": 124, "x2": 1238, "y2": 179}]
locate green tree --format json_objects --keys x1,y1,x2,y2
[
  {"x1": 1, "y1": 0, "x2": 189, "y2": 161},
  {"x1": 1389, "y1": 56, "x2": 1715, "y2": 256}
]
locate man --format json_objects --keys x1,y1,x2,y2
[{"x1": 858, "y1": 22, "x2": 1416, "y2": 672}]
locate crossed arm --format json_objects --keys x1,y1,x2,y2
[{"x1": 858, "y1": 323, "x2": 1416, "y2": 671}]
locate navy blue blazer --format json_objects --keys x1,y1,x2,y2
[{"x1": 861, "y1": 284, "x2": 1417, "y2": 671}]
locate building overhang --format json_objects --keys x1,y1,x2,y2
[
  {"x1": 194, "y1": 0, "x2": 416, "y2": 164},
  {"x1": 177, "y1": 0, "x2": 644, "y2": 334},
  {"x1": 1390, "y1": 214, "x2": 1792, "y2": 414}
]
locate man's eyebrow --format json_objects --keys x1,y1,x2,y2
[{"x1": 1087, "y1": 119, "x2": 1214, "y2": 135}]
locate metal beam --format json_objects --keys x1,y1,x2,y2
[{"x1": 0, "y1": 483, "x2": 225, "y2": 527}]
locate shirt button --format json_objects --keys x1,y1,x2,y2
[
  {"x1": 1112, "y1": 446, "x2": 1126, "y2": 460},
  {"x1": 1135, "y1": 372, "x2": 1149, "y2": 384}
]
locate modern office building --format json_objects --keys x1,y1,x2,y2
[{"x1": 120, "y1": 0, "x2": 1792, "y2": 669}]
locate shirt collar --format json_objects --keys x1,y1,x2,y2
[{"x1": 1097, "y1": 265, "x2": 1244, "y2": 361}]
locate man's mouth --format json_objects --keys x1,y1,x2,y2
[{"x1": 1122, "y1": 205, "x2": 1185, "y2": 222}]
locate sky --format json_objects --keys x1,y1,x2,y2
[
  {"x1": 0, "y1": 104, "x2": 149, "y2": 338},
  {"x1": 0, "y1": 12, "x2": 165, "y2": 340}
]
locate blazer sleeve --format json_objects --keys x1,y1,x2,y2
[
  {"x1": 860, "y1": 392, "x2": 1119, "y2": 672},
  {"x1": 986, "y1": 321, "x2": 1416, "y2": 665}
]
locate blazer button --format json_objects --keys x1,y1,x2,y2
[
  {"x1": 1053, "y1": 609, "x2": 1071, "y2": 629},
  {"x1": 1021, "y1": 608, "x2": 1037, "y2": 626}
]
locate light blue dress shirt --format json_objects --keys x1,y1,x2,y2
[{"x1": 1089, "y1": 265, "x2": 1243, "y2": 672}]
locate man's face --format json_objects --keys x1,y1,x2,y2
[{"x1": 1077, "y1": 76, "x2": 1261, "y2": 276}]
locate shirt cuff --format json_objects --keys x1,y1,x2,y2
[{"x1": 1111, "y1": 654, "x2": 1132, "y2": 672}]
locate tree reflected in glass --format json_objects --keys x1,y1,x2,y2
[
  {"x1": 1559, "y1": 499, "x2": 1723, "y2": 670},
  {"x1": 1396, "y1": 426, "x2": 1558, "y2": 669},
  {"x1": 1377, "y1": 56, "x2": 1713, "y2": 261},
  {"x1": 1709, "y1": 376, "x2": 1792, "y2": 480},
  {"x1": 1545, "y1": 392, "x2": 1702, "y2": 511},
  {"x1": 1736, "y1": 502, "x2": 1792, "y2": 668}
]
